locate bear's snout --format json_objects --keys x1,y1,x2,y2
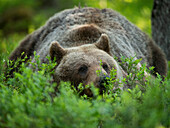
[{"x1": 98, "y1": 75, "x2": 110, "y2": 94}]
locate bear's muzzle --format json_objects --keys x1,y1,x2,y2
[{"x1": 98, "y1": 75, "x2": 110, "y2": 93}]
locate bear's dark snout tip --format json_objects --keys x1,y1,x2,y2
[{"x1": 99, "y1": 75, "x2": 110, "y2": 93}]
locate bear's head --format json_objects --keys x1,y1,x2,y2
[{"x1": 50, "y1": 34, "x2": 123, "y2": 96}]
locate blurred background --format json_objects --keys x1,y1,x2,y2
[
  {"x1": 0, "y1": 0, "x2": 153, "y2": 59},
  {"x1": 0, "y1": 0, "x2": 153, "y2": 36}
]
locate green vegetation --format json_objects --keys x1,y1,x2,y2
[
  {"x1": 0, "y1": 0, "x2": 169, "y2": 128},
  {"x1": 0, "y1": 53, "x2": 169, "y2": 128}
]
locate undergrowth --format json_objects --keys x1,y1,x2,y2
[{"x1": 0, "y1": 55, "x2": 169, "y2": 128}]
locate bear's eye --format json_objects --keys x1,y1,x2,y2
[
  {"x1": 102, "y1": 63, "x2": 109, "y2": 72},
  {"x1": 78, "y1": 65, "x2": 88, "y2": 75}
]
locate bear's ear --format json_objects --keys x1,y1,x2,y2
[
  {"x1": 50, "y1": 41, "x2": 67, "y2": 64},
  {"x1": 95, "y1": 34, "x2": 110, "y2": 54}
]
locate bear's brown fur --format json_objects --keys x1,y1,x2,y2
[
  {"x1": 50, "y1": 34, "x2": 124, "y2": 96},
  {"x1": 8, "y1": 7, "x2": 167, "y2": 95}
]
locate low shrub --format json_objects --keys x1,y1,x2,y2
[{"x1": 0, "y1": 55, "x2": 169, "y2": 128}]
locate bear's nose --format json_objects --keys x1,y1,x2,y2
[{"x1": 99, "y1": 75, "x2": 110, "y2": 93}]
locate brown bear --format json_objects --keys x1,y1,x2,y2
[{"x1": 8, "y1": 7, "x2": 167, "y2": 95}]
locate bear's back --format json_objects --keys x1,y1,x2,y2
[
  {"x1": 9, "y1": 7, "x2": 151, "y2": 65},
  {"x1": 33, "y1": 7, "x2": 149, "y2": 63}
]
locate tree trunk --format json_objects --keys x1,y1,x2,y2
[{"x1": 151, "y1": 0, "x2": 170, "y2": 60}]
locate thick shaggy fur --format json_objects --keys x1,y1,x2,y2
[{"x1": 9, "y1": 7, "x2": 167, "y2": 82}]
